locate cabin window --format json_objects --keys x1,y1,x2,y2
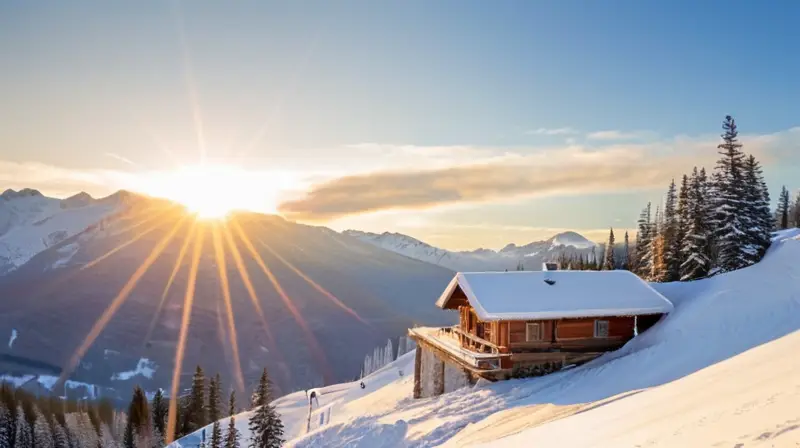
[
  {"x1": 526, "y1": 323, "x2": 544, "y2": 342},
  {"x1": 594, "y1": 320, "x2": 610, "y2": 338}
]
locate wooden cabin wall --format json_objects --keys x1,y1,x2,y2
[{"x1": 555, "y1": 316, "x2": 634, "y2": 340}]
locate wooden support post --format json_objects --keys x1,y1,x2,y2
[
  {"x1": 434, "y1": 356, "x2": 445, "y2": 396},
  {"x1": 413, "y1": 344, "x2": 422, "y2": 399}
]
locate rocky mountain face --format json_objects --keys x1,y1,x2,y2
[
  {"x1": 0, "y1": 194, "x2": 454, "y2": 402},
  {"x1": 343, "y1": 229, "x2": 598, "y2": 272}
]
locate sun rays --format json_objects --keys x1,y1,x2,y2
[
  {"x1": 53, "y1": 4, "x2": 366, "y2": 442},
  {"x1": 55, "y1": 208, "x2": 369, "y2": 444}
]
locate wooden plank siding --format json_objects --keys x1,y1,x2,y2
[{"x1": 456, "y1": 304, "x2": 641, "y2": 354}]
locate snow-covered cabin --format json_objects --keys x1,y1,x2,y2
[{"x1": 409, "y1": 269, "x2": 673, "y2": 398}]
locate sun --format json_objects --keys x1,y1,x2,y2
[{"x1": 139, "y1": 163, "x2": 285, "y2": 219}]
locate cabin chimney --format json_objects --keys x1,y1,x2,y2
[
  {"x1": 543, "y1": 262, "x2": 559, "y2": 271},
  {"x1": 542, "y1": 262, "x2": 558, "y2": 285}
]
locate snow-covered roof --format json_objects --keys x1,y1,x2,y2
[{"x1": 435, "y1": 270, "x2": 674, "y2": 321}]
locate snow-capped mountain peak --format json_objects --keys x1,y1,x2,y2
[
  {"x1": 343, "y1": 229, "x2": 598, "y2": 272},
  {"x1": 548, "y1": 231, "x2": 596, "y2": 249}
]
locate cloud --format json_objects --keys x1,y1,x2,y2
[
  {"x1": 587, "y1": 130, "x2": 650, "y2": 140},
  {"x1": 279, "y1": 127, "x2": 800, "y2": 222},
  {"x1": 526, "y1": 127, "x2": 578, "y2": 136},
  {"x1": 278, "y1": 145, "x2": 710, "y2": 221}
]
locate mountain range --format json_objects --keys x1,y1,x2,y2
[
  {"x1": 343, "y1": 229, "x2": 598, "y2": 272},
  {"x1": 0, "y1": 188, "x2": 598, "y2": 402}
]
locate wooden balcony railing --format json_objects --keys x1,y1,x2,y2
[{"x1": 438, "y1": 326, "x2": 503, "y2": 355}]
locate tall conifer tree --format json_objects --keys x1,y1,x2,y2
[
  {"x1": 603, "y1": 228, "x2": 615, "y2": 270},
  {"x1": 777, "y1": 185, "x2": 790, "y2": 230},
  {"x1": 248, "y1": 368, "x2": 284, "y2": 448},
  {"x1": 712, "y1": 115, "x2": 748, "y2": 272},
  {"x1": 225, "y1": 391, "x2": 240, "y2": 448}
]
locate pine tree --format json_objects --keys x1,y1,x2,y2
[
  {"x1": 150, "y1": 389, "x2": 167, "y2": 440},
  {"x1": 384, "y1": 339, "x2": 394, "y2": 367},
  {"x1": 248, "y1": 369, "x2": 284, "y2": 448},
  {"x1": 127, "y1": 385, "x2": 150, "y2": 444},
  {"x1": 712, "y1": 115, "x2": 749, "y2": 272},
  {"x1": 53, "y1": 421, "x2": 69, "y2": 448},
  {"x1": 224, "y1": 391, "x2": 240, "y2": 448},
  {"x1": 676, "y1": 174, "x2": 690, "y2": 269},
  {"x1": 742, "y1": 154, "x2": 772, "y2": 265},
  {"x1": 777, "y1": 185, "x2": 790, "y2": 230},
  {"x1": 792, "y1": 191, "x2": 800, "y2": 228},
  {"x1": 0, "y1": 402, "x2": 11, "y2": 448},
  {"x1": 634, "y1": 203, "x2": 653, "y2": 277},
  {"x1": 662, "y1": 179, "x2": 681, "y2": 281},
  {"x1": 33, "y1": 408, "x2": 55, "y2": 448},
  {"x1": 589, "y1": 246, "x2": 597, "y2": 270},
  {"x1": 680, "y1": 168, "x2": 712, "y2": 280},
  {"x1": 122, "y1": 420, "x2": 134, "y2": 448},
  {"x1": 187, "y1": 366, "x2": 208, "y2": 434},
  {"x1": 14, "y1": 406, "x2": 32, "y2": 448},
  {"x1": 620, "y1": 231, "x2": 630, "y2": 270},
  {"x1": 208, "y1": 374, "x2": 223, "y2": 448},
  {"x1": 150, "y1": 426, "x2": 164, "y2": 448},
  {"x1": 603, "y1": 228, "x2": 615, "y2": 270},
  {"x1": 397, "y1": 337, "x2": 407, "y2": 358}
]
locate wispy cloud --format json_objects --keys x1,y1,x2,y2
[
  {"x1": 586, "y1": 130, "x2": 651, "y2": 141},
  {"x1": 526, "y1": 127, "x2": 578, "y2": 136},
  {"x1": 104, "y1": 152, "x2": 139, "y2": 167},
  {"x1": 279, "y1": 128, "x2": 800, "y2": 222}
]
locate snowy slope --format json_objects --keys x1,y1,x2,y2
[
  {"x1": 179, "y1": 229, "x2": 800, "y2": 447},
  {"x1": 170, "y1": 352, "x2": 416, "y2": 447},
  {"x1": 0, "y1": 189, "x2": 120, "y2": 272},
  {"x1": 343, "y1": 230, "x2": 597, "y2": 272},
  {"x1": 487, "y1": 328, "x2": 800, "y2": 447}
]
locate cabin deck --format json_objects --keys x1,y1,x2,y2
[{"x1": 409, "y1": 326, "x2": 608, "y2": 386}]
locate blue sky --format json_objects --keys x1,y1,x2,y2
[{"x1": 1, "y1": 1, "x2": 799, "y2": 249}]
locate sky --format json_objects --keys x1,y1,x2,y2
[{"x1": 1, "y1": 1, "x2": 799, "y2": 250}]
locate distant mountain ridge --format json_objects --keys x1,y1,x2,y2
[
  {"x1": 0, "y1": 189, "x2": 139, "y2": 273},
  {"x1": 342, "y1": 229, "x2": 597, "y2": 272}
]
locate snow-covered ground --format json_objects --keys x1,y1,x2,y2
[
  {"x1": 110, "y1": 358, "x2": 157, "y2": 381},
  {"x1": 7, "y1": 328, "x2": 17, "y2": 348},
  {"x1": 343, "y1": 230, "x2": 597, "y2": 272},
  {"x1": 173, "y1": 229, "x2": 800, "y2": 447}
]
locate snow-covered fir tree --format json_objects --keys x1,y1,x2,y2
[
  {"x1": 33, "y1": 407, "x2": 55, "y2": 448},
  {"x1": 127, "y1": 385, "x2": 151, "y2": 446},
  {"x1": 53, "y1": 421, "x2": 70, "y2": 448},
  {"x1": 777, "y1": 185, "x2": 790, "y2": 230},
  {"x1": 187, "y1": 366, "x2": 208, "y2": 434},
  {"x1": 150, "y1": 389, "x2": 167, "y2": 442},
  {"x1": 662, "y1": 179, "x2": 681, "y2": 281},
  {"x1": 397, "y1": 336, "x2": 407, "y2": 359},
  {"x1": 248, "y1": 368, "x2": 284, "y2": 448},
  {"x1": 742, "y1": 154, "x2": 772, "y2": 265},
  {"x1": 634, "y1": 203, "x2": 653, "y2": 277},
  {"x1": 712, "y1": 115, "x2": 749, "y2": 272},
  {"x1": 383, "y1": 339, "x2": 394, "y2": 367},
  {"x1": 680, "y1": 167, "x2": 713, "y2": 280},
  {"x1": 14, "y1": 406, "x2": 32, "y2": 448},
  {"x1": 208, "y1": 374, "x2": 223, "y2": 448},
  {"x1": 676, "y1": 174, "x2": 690, "y2": 269},
  {"x1": 0, "y1": 402, "x2": 11, "y2": 448},
  {"x1": 224, "y1": 391, "x2": 240, "y2": 448},
  {"x1": 621, "y1": 231, "x2": 630, "y2": 270},
  {"x1": 792, "y1": 191, "x2": 800, "y2": 228},
  {"x1": 603, "y1": 228, "x2": 615, "y2": 270}
]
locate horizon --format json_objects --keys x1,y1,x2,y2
[{"x1": 2, "y1": 1, "x2": 799, "y2": 250}]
